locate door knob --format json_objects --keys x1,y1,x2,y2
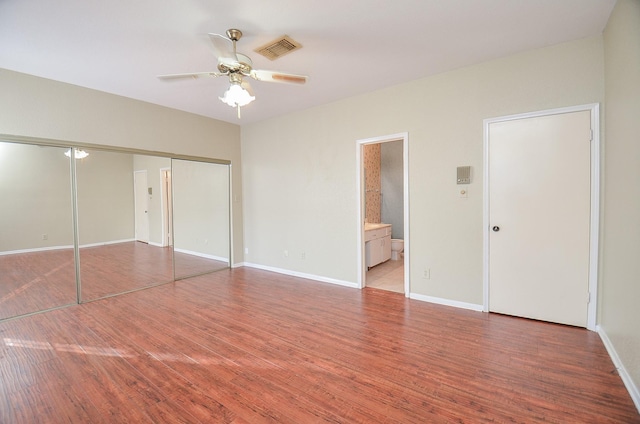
[{"x1": 492, "y1": 226, "x2": 500, "y2": 232}]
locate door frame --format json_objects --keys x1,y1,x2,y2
[
  {"x1": 482, "y1": 103, "x2": 600, "y2": 330},
  {"x1": 356, "y1": 132, "x2": 410, "y2": 296}
]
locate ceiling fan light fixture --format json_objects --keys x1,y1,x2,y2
[{"x1": 219, "y1": 83, "x2": 255, "y2": 108}]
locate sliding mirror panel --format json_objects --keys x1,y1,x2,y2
[
  {"x1": 76, "y1": 150, "x2": 174, "y2": 301},
  {"x1": 172, "y1": 159, "x2": 230, "y2": 280},
  {"x1": 0, "y1": 142, "x2": 77, "y2": 320}
]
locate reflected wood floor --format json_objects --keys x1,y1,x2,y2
[
  {"x1": 79, "y1": 242, "x2": 175, "y2": 301},
  {"x1": 0, "y1": 267, "x2": 638, "y2": 423},
  {"x1": 0, "y1": 242, "x2": 227, "y2": 320},
  {"x1": 0, "y1": 248, "x2": 77, "y2": 320}
]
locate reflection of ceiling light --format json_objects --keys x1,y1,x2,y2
[
  {"x1": 64, "y1": 148, "x2": 89, "y2": 159},
  {"x1": 219, "y1": 77, "x2": 255, "y2": 119}
]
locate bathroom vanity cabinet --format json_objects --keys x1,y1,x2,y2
[{"x1": 365, "y1": 224, "x2": 392, "y2": 269}]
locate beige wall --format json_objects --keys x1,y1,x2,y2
[
  {"x1": 242, "y1": 35, "x2": 605, "y2": 297},
  {"x1": 0, "y1": 69, "x2": 244, "y2": 263},
  {"x1": 602, "y1": 0, "x2": 640, "y2": 404}
]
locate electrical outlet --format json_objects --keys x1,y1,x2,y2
[
  {"x1": 284, "y1": 250, "x2": 289, "y2": 257},
  {"x1": 42, "y1": 234, "x2": 48, "y2": 240},
  {"x1": 244, "y1": 247, "x2": 249, "y2": 255},
  {"x1": 423, "y1": 268, "x2": 430, "y2": 279},
  {"x1": 301, "y1": 251, "x2": 306, "y2": 260}
]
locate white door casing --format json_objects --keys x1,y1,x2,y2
[
  {"x1": 356, "y1": 133, "x2": 410, "y2": 296},
  {"x1": 134, "y1": 170, "x2": 149, "y2": 243},
  {"x1": 160, "y1": 168, "x2": 173, "y2": 247},
  {"x1": 483, "y1": 104, "x2": 600, "y2": 329}
]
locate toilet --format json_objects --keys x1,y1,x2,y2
[{"x1": 390, "y1": 239, "x2": 404, "y2": 260}]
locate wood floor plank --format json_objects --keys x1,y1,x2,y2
[{"x1": 0, "y1": 266, "x2": 638, "y2": 423}]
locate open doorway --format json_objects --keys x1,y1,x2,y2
[{"x1": 357, "y1": 133, "x2": 409, "y2": 296}]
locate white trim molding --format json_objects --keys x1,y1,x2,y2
[
  {"x1": 409, "y1": 293, "x2": 484, "y2": 312},
  {"x1": 243, "y1": 262, "x2": 359, "y2": 289},
  {"x1": 482, "y1": 103, "x2": 600, "y2": 331},
  {"x1": 597, "y1": 326, "x2": 640, "y2": 413}
]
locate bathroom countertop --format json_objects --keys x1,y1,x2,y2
[{"x1": 364, "y1": 223, "x2": 391, "y2": 231}]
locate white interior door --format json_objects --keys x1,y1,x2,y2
[
  {"x1": 488, "y1": 110, "x2": 591, "y2": 327},
  {"x1": 134, "y1": 170, "x2": 149, "y2": 243}
]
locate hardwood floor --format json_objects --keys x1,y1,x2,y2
[{"x1": 0, "y1": 267, "x2": 638, "y2": 423}]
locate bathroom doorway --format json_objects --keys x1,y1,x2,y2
[{"x1": 357, "y1": 133, "x2": 409, "y2": 296}]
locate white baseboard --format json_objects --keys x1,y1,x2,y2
[
  {"x1": 409, "y1": 293, "x2": 484, "y2": 312},
  {"x1": 242, "y1": 262, "x2": 359, "y2": 289},
  {"x1": 597, "y1": 326, "x2": 640, "y2": 413}
]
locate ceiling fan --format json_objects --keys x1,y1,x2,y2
[{"x1": 158, "y1": 29, "x2": 308, "y2": 118}]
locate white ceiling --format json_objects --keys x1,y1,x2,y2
[{"x1": 0, "y1": 0, "x2": 615, "y2": 125}]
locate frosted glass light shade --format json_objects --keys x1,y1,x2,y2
[
  {"x1": 219, "y1": 84, "x2": 255, "y2": 107},
  {"x1": 64, "y1": 149, "x2": 89, "y2": 159}
]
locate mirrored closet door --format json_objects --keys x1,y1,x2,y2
[
  {"x1": 0, "y1": 138, "x2": 231, "y2": 320},
  {"x1": 172, "y1": 159, "x2": 230, "y2": 280},
  {"x1": 0, "y1": 142, "x2": 77, "y2": 319}
]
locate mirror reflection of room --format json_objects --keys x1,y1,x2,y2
[
  {"x1": 171, "y1": 159, "x2": 230, "y2": 280},
  {"x1": 0, "y1": 142, "x2": 77, "y2": 319},
  {"x1": 76, "y1": 149, "x2": 175, "y2": 302}
]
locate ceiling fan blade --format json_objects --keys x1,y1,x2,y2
[
  {"x1": 157, "y1": 71, "x2": 223, "y2": 81},
  {"x1": 250, "y1": 69, "x2": 308, "y2": 85},
  {"x1": 208, "y1": 33, "x2": 238, "y2": 66}
]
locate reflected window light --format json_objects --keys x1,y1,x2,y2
[{"x1": 64, "y1": 148, "x2": 89, "y2": 159}]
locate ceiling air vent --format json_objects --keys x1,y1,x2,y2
[{"x1": 254, "y1": 35, "x2": 302, "y2": 61}]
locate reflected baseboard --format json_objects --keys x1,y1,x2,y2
[
  {"x1": 173, "y1": 247, "x2": 229, "y2": 262},
  {"x1": 0, "y1": 244, "x2": 74, "y2": 256},
  {"x1": 80, "y1": 238, "x2": 135, "y2": 249},
  {"x1": 1, "y1": 238, "x2": 136, "y2": 256}
]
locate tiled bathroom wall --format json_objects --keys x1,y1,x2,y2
[{"x1": 363, "y1": 143, "x2": 381, "y2": 223}]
